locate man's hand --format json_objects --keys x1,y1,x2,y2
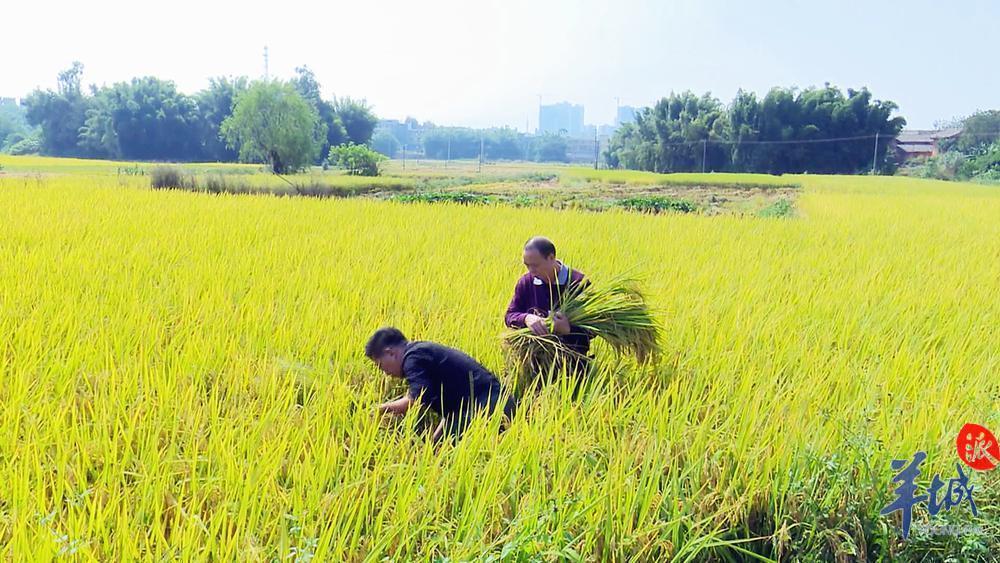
[
  {"x1": 551, "y1": 312, "x2": 571, "y2": 335},
  {"x1": 378, "y1": 395, "x2": 413, "y2": 416},
  {"x1": 525, "y1": 313, "x2": 549, "y2": 335}
]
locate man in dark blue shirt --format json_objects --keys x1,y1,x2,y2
[{"x1": 366, "y1": 327, "x2": 516, "y2": 441}]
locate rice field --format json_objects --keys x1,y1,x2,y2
[
  {"x1": 0, "y1": 159, "x2": 998, "y2": 560},
  {"x1": 0, "y1": 154, "x2": 262, "y2": 176}
]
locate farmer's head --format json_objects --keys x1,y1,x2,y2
[
  {"x1": 523, "y1": 236, "x2": 558, "y2": 282},
  {"x1": 365, "y1": 327, "x2": 408, "y2": 378}
]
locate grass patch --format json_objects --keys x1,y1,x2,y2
[
  {"x1": 757, "y1": 198, "x2": 795, "y2": 218},
  {"x1": 614, "y1": 195, "x2": 698, "y2": 214},
  {"x1": 391, "y1": 191, "x2": 495, "y2": 205},
  {"x1": 561, "y1": 167, "x2": 800, "y2": 189}
]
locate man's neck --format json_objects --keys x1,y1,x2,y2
[{"x1": 536, "y1": 261, "x2": 567, "y2": 284}]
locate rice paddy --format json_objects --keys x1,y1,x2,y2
[{"x1": 0, "y1": 156, "x2": 998, "y2": 560}]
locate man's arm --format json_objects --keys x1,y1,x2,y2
[
  {"x1": 506, "y1": 278, "x2": 549, "y2": 334},
  {"x1": 403, "y1": 349, "x2": 440, "y2": 412},
  {"x1": 504, "y1": 277, "x2": 529, "y2": 328},
  {"x1": 378, "y1": 395, "x2": 413, "y2": 416},
  {"x1": 431, "y1": 420, "x2": 445, "y2": 443}
]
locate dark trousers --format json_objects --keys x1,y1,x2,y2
[
  {"x1": 442, "y1": 381, "x2": 517, "y2": 440},
  {"x1": 559, "y1": 331, "x2": 594, "y2": 380}
]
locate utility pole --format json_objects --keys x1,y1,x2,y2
[
  {"x1": 871, "y1": 132, "x2": 880, "y2": 175},
  {"x1": 446, "y1": 136, "x2": 451, "y2": 168},
  {"x1": 536, "y1": 94, "x2": 542, "y2": 134},
  {"x1": 402, "y1": 144, "x2": 406, "y2": 170},
  {"x1": 594, "y1": 129, "x2": 599, "y2": 170},
  {"x1": 263, "y1": 46, "x2": 269, "y2": 80},
  {"x1": 478, "y1": 134, "x2": 484, "y2": 173},
  {"x1": 702, "y1": 139, "x2": 708, "y2": 173}
]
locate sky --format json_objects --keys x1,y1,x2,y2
[{"x1": 3, "y1": 0, "x2": 997, "y2": 131}]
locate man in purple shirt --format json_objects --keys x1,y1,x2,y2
[{"x1": 504, "y1": 236, "x2": 593, "y2": 365}]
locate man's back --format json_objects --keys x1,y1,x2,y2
[{"x1": 402, "y1": 341, "x2": 498, "y2": 416}]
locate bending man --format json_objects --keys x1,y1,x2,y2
[{"x1": 368, "y1": 327, "x2": 516, "y2": 441}]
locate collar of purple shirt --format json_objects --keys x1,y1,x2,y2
[{"x1": 532, "y1": 260, "x2": 570, "y2": 286}]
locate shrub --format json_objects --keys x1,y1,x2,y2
[
  {"x1": 8, "y1": 137, "x2": 41, "y2": 156},
  {"x1": 757, "y1": 198, "x2": 794, "y2": 218},
  {"x1": 328, "y1": 143, "x2": 386, "y2": 176},
  {"x1": 614, "y1": 195, "x2": 697, "y2": 214},
  {"x1": 150, "y1": 166, "x2": 195, "y2": 190}
]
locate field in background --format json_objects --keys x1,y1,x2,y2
[
  {"x1": 0, "y1": 155, "x2": 797, "y2": 216},
  {"x1": 1, "y1": 158, "x2": 998, "y2": 560}
]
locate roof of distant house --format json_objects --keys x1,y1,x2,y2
[
  {"x1": 896, "y1": 143, "x2": 935, "y2": 153},
  {"x1": 896, "y1": 128, "x2": 962, "y2": 143}
]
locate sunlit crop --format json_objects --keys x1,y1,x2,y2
[{"x1": 0, "y1": 160, "x2": 997, "y2": 560}]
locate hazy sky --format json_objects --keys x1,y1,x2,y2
[{"x1": 4, "y1": 0, "x2": 997, "y2": 130}]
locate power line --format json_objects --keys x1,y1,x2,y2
[{"x1": 639, "y1": 131, "x2": 1000, "y2": 148}]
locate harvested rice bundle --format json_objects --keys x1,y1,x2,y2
[{"x1": 504, "y1": 274, "x2": 662, "y2": 387}]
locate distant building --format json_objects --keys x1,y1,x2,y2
[
  {"x1": 0, "y1": 97, "x2": 18, "y2": 107},
  {"x1": 579, "y1": 124, "x2": 617, "y2": 139},
  {"x1": 615, "y1": 105, "x2": 637, "y2": 127},
  {"x1": 565, "y1": 135, "x2": 612, "y2": 164},
  {"x1": 375, "y1": 118, "x2": 409, "y2": 142},
  {"x1": 374, "y1": 117, "x2": 426, "y2": 149},
  {"x1": 893, "y1": 128, "x2": 962, "y2": 161},
  {"x1": 539, "y1": 102, "x2": 585, "y2": 137}
]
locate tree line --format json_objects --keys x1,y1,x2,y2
[
  {"x1": 374, "y1": 126, "x2": 570, "y2": 163},
  {"x1": 605, "y1": 85, "x2": 907, "y2": 174},
  {"x1": 13, "y1": 63, "x2": 377, "y2": 168}
]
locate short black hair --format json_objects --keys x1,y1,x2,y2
[
  {"x1": 524, "y1": 236, "x2": 556, "y2": 259},
  {"x1": 365, "y1": 327, "x2": 408, "y2": 359}
]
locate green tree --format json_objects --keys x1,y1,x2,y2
[
  {"x1": 0, "y1": 99, "x2": 31, "y2": 152},
  {"x1": 292, "y1": 66, "x2": 347, "y2": 160},
  {"x1": 423, "y1": 127, "x2": 480, "y2": 159},
  {"x1": 729, "y1": 89, "x2": 761, "y2": 170},
  {"x1": 77, "y1": 92, "x2": 119, "y2": 158},
  {"x1": 334, "y1": 97, "x2": 377, "y2": 146},
  {"x1": 606, "y1": 85, "x2": 905, "y2": 174},
  {"x1": 196, "y1": 76, "x2": 249, "y2": 161},
  {"x1": 533, "y1": 132, "x2": 568, "y2": 163},
  {"x1": 606, "y1": 91, "x2": 727, "y2": 172},
  {"x1": 80, "y1": 77, "x2": 203, "y2": 160},
  {"x1": 751, "y1": 85, "x2": 903, "y2": 174},
  {"x1": 371, "y1": 130, "x2": 400, "y2": 157},
  {"x1": 486, "y1": 127, "x2": 525, "y2": 160},
  {"x1": 23, "y1": 62, "x2": 93, "y2": 156},
  {"x1": 955, "y1": 110, "x2": 1000, "y2": 154},
  {"x1": 220, "y1": 81, "x2": 326, "y2": 174},
  {"x1": 421, "y1": 127, "x2": 526, "y2": 160}
]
